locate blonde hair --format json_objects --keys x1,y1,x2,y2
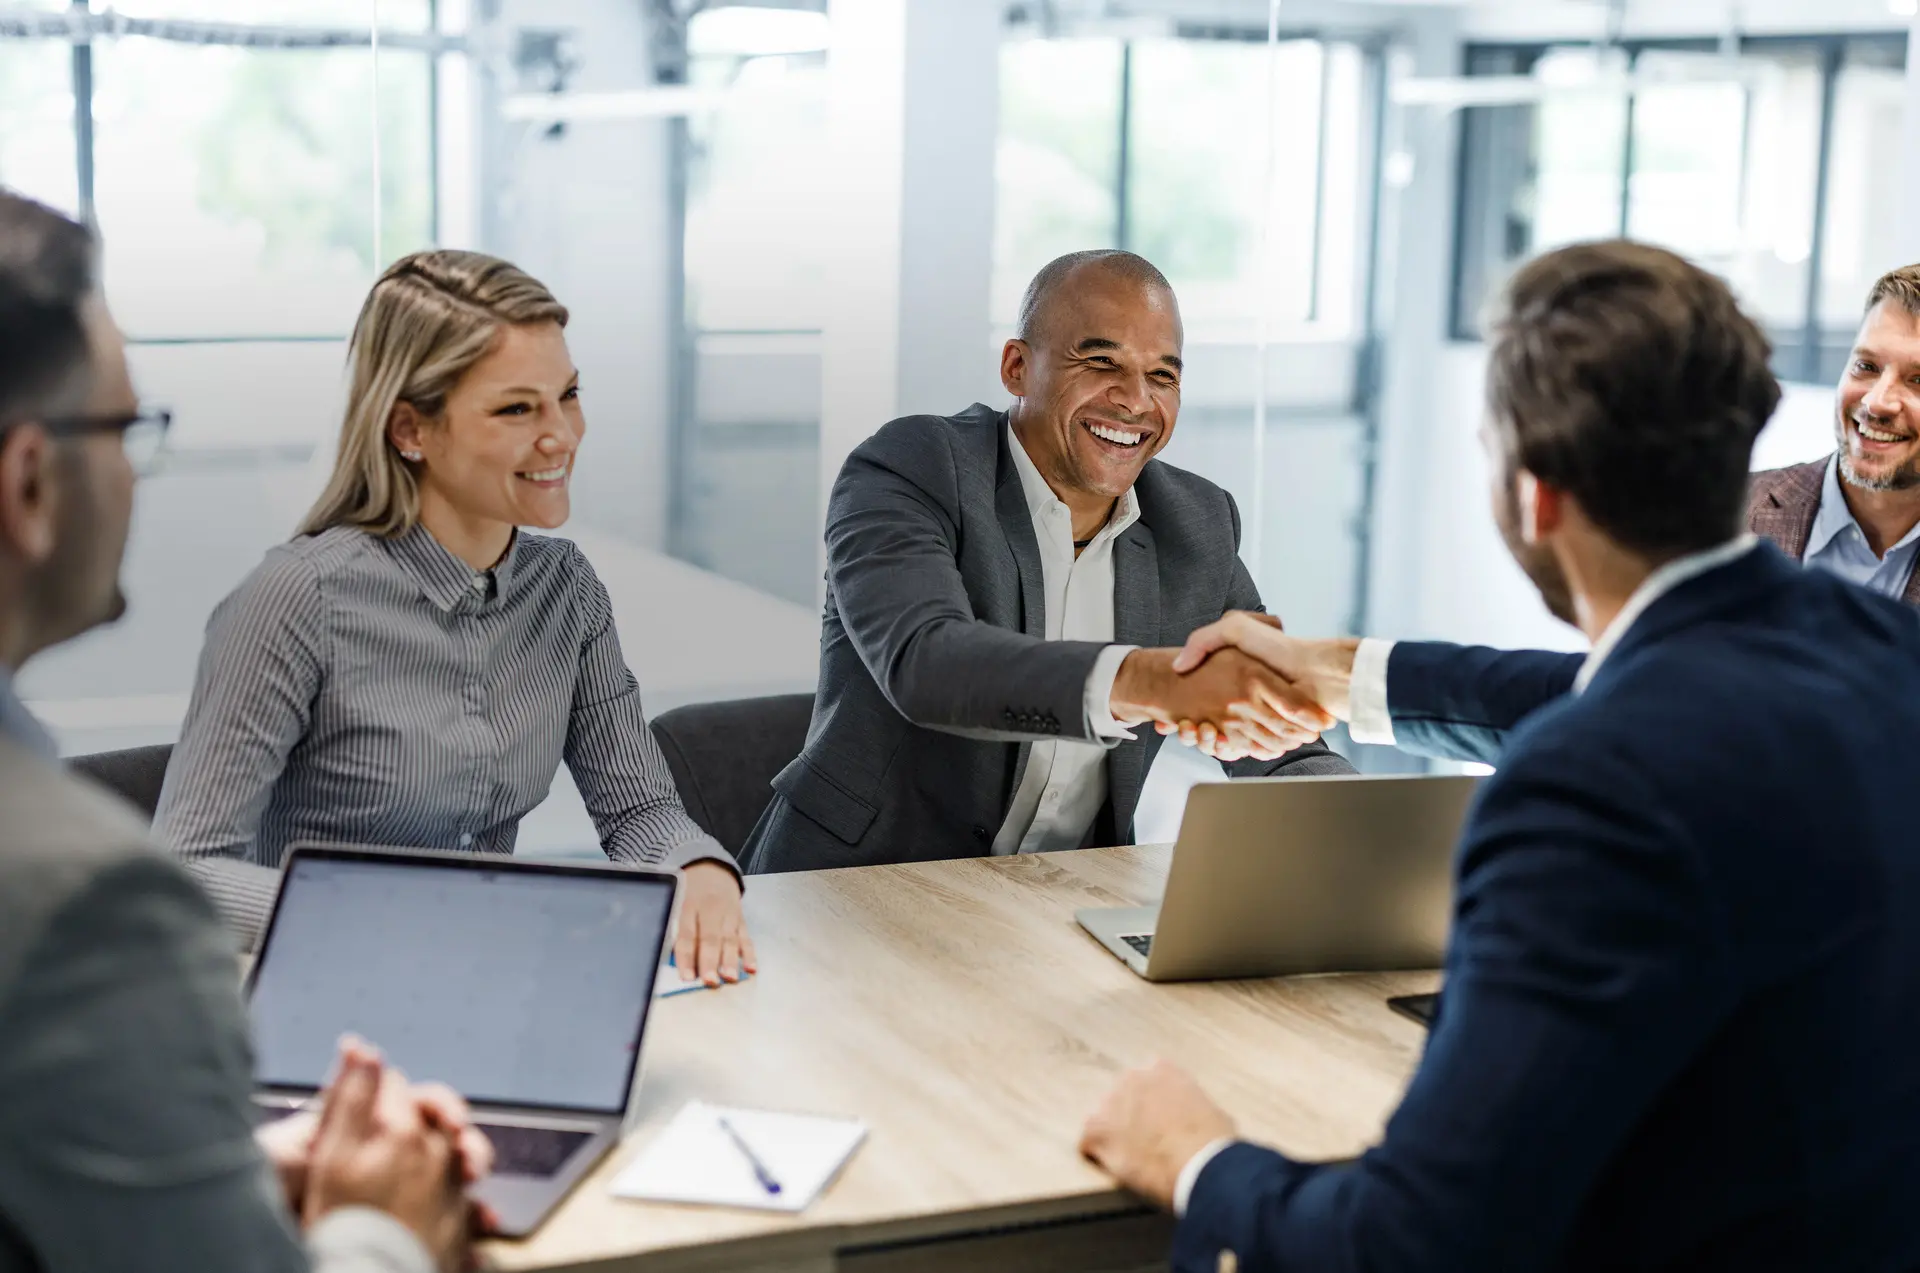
[{"x1": 299, "y1": 250, "x2": 569, "y2": 538}]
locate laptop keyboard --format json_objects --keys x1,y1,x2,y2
[
  {"x1": 476, "y1": 1123, "x2": 594, "y2": 1178},
  {"x1": 1121, "y1": 933, "x2": 1153, "y2": 957}
]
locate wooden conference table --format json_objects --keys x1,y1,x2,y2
[{"x1": 485, "y1": 845, "x2": 1439, "y2": 1273}]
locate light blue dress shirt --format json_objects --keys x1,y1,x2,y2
[
  {"x1": 0, "y1": 665, "x2": 57, "y2": 760},
  {"x1": 1803, "y1": 457, "x2": 1920, "y2": 599}
]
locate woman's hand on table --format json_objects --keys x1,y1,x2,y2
[{"x1": 675, "y1": 860, "x2": 757, "y2": 986}]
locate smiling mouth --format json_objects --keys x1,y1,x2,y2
[
  {"x1": 517, "y1": 465, "x2": 570, "y2": 483},
  {"x1": 1854, "y1": 418, "x2": 1915, "y2": 447},
  {"x1": 1082, "y1": 419, "x2": 1149, "y2": 450}
]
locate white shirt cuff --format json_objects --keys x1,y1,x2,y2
[
  {"x1": 1347, "y1": 638, "x2": 1398, "y2": 747},
  {"x1": 307, "y1": 1206, "x2": 436, "y2": 1273},
  {"x1": 1173, "y1": 1136, "x2": 1238, "y2": 1217},
  {"x1": 1085, "y1": 644, "x2": 1141, "y2": 742}
]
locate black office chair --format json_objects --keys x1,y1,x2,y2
[
  {"x1": 68, "y1": 742, "x2": 174, "y2": 820},
  {"x1": 649, "y1": 694, "x2": 814, "y2": 860}
]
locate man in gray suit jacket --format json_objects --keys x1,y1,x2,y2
[
  {"x1": 742, "y1": 251, "x2": 1352, "y2": 875},
  {"x1": 0, "y1": 191, "x2": 479, "y2": 1271}
]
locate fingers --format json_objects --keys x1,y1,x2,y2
[
  {"x1": 673, "y1": 916, "x2": 698, "y2": 983},
  {"x1": 456, "y1": 1125, "x2": 495, "y2": 1185},
  {"x1": 1171, "y1": 611, "x2": 1274, "y2": 674},
  {"x1": 739, "y1": 927, "x2": 760, "y2": 976},
  {"x1": 317, "y1": 1038, "x2": 382, "y2": 1142}
]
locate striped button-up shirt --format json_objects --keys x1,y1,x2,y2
[{"x1": 156, "y1": 524, "x2": 730, "y2": 946}]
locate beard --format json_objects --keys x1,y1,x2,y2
[
  {"x1": 1836, "y1": 410, "x2": 1920, "y2": 492},
  {"x1": 1495, "y1": 475, "x2": 1577, "y2": 627}
]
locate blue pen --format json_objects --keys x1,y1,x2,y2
[{"x1": 716, "y1": 1115, "x2": 783, "y2": 1195}]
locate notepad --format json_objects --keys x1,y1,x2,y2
[{"x1": 610, "y1": 1100, "x2": 867, "y2": 1212}]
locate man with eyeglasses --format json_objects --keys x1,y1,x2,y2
[{"x1": 0, "y1": 189, "x2": 489, "y2": 1272}]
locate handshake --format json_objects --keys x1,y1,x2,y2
[{"x1": 1108, "y1": 612, "x2": 1360, "y2": 762}]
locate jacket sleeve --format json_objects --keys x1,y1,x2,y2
[
  {"x1": 1384, "y1": 641, "x2": 1584, "y2": 765},
  {"x1": 825, "y1": 423, "x2": 1110, "y2": 743},
  {"x1": 1172, "y1": 716, "x2": 1733, "y2": 1272},
  {"x1": 0, "y1": 853, "x2": 434, "y2": 1273}
]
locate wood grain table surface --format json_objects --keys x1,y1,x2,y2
[{"x1": 485, "y1": 844, "x2": 1439, "y2": 1273}]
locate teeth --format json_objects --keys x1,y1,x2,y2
[
  {"x1": 1088, "y1": 422, "x2": 1145, "y2": 447},
  {"x1": 520, "y1": 467, "x2": 568, "y2": 481},
  {"x1": 1858, "y1": 423, "x2": 1908, "y2": 444}
]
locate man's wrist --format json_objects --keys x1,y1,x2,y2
[
  {"x1": 1109, "y1": 648, "x2": 1172, "y2": 723},
  {"x1": 1304, "y1": 638, "x2": 1362, "y2": 722},
  {"x1": 1173, "y1": 1137, "x2": 1238, "y2": 1217}
]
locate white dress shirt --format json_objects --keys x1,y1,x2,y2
[
  {"x1": 1176, "y1": 537, "x2": 1765, "y2": 1214},
  {"x1": 1347, "y1": 536, "x2": 1760, "y2": 747},
  {"x1": 992, "y1": 425, "x2": 1139, "y2": 856},
  {"x1": 1803, "y1": 456, "x2": 1920, "y2": 599}
]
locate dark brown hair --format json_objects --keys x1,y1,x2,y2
[
  {"x1": 1863, "y1": 264, "x2": 1920, "y2": 317},
  {"x1": 0, "y1": 190, "x2": 97, "y2": 424},
  {"x1": 1485, "y1": 240, "x2": 1781, "y2": 559}
]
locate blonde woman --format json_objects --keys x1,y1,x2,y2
[{"x1": 156, "y1": 251, "x2": 754, "y2": 985}]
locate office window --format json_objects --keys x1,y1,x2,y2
[
  {"x1": 993, "y1": 37, "x2": 1124, "y2": 325},
  {"x1": 1452, "y1": 34, "x2": 1906, "y2": 382},
  {"x1": 1126, "y1": 38, "x2": 1325, "y2": 335},
  {"x1": 684, "y1": 41, "x2": 829, "y2": 333},
  {"x1": 0, "y1": 39, "x2": 77, "y2": 214},
  {"x1": 1818, "y1": 40, "x2": 1906, "y2": 329},
  {"x1": 92, "y1": 39, "x2": 432, "y2": 345}
]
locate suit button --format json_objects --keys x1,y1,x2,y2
[
  {"x1": 1002, "y1": 708, "x2": 1016, "y2": 726},
  {"x1": 971, "y1": 825, "x2": 989, "y2": 841}
]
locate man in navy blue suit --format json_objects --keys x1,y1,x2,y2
[{"x1": 1078, "y1": 240, "x2": 1920, "y2": 1272}]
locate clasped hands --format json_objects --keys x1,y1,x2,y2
[
  {"x1": 1110, "y1": 612, "x2": 1358, "y2": 761},
  {"x1": 255, "y1": 1037, "x2": 496, "y2": 1272}
]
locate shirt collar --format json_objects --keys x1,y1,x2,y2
[
  {"x1": 1006, "y1": 422, "x2": 1140, "y2": 542},
  {"x1": 1575, "y1": 536, "x2": 1759, "y2": 693},
  {"x1": 1807, "y1": 453, "x2": 1920, "y2": 561},
  {"x1": 386, "y1": 525, "x2": 518, "y2": 612},
  {"x1": 0, "y1": 665, "x2": 58, "y2": 761}
]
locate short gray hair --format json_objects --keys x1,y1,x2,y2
[
  {"x1": 0, "y1": 190, "x2": 97, "y2": 424},
  {"x1": 1015, "y1": 249, "x2": 1173, "y2": 344}
]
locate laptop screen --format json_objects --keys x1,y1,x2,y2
[{"x1": 248, "y1": 852, "x2": 674, "y2": 1114}]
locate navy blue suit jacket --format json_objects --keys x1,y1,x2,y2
[{"x1": 1177, "y1": 544, "x2": 1920, "y2": 1272}]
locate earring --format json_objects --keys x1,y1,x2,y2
[{"x1": 400, "y1": 450, "x2": 423, "y2": 462}]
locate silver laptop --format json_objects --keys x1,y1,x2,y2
[
  {"x1": 1077, "y1": 773, "x2": 1481, "y2": 982},
  {"x1": 246, "y1": 845, "x2": 677, "y2": 1237}
]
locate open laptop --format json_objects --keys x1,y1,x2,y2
[
  {"x1": 246, "y1": 845, "x2": 677, "y2": 1237},
  {"x1": 1077, "y1": 773, "x2": 1481, "y2": 982}
]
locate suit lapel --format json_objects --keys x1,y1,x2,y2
[
  {"x1": 1748, "y1": 459, "x2": 1825, "y2": 561},
  {"x1": 1107, "y1": 523, "x2": 1160, "y2": 840},
  {"x1": 994, "y1": 433, "x2": 1047, "y2": 804},
  {"x1": 994, "y1": 444, "x2": 1047, "y2": 640}
]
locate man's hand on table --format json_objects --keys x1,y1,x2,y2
[
  {"x1": 675, "y1": 860, "x2": 757, "y2": 987},
  {"x1": 1155, "y1": 613, "x2": 1362, "y2": 762},
  {"x1": 1111, "y1": 644, "x2": 1335, "y2": 761},
  {"x1": 1081, "y1": 1059, "x2": 1238, "y2": 1211}
]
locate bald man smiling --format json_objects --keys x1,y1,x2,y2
[{"x1": 740, "y1": 250, "x2": 1351, "y2": 876}]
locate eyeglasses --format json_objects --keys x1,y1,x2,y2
[{"x1": 36, "y1": 407, "x2": 173, "y2": 476}]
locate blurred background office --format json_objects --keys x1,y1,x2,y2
[{"x1": 1, "y1": 0, "x2": 1911, "y2": 846}]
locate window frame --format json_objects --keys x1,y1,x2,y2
[{"x1": 1448, "y1": 30, "x2": 1907, "y2": 385}]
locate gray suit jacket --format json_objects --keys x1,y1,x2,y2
[
  {"x1": 740, "y1": 403, "x2": 1354, "y2": 874},
  {"x1": 0, "y1": 736, "x2": 431, "y2": 1273}
]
